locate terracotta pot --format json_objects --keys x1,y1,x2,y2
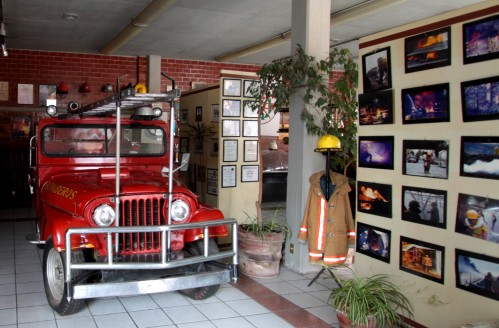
[
  {"x1": 237, "y1": 228, "x2": 285, "y2": 278},
  {"x1": 336, "y1": 310, "x2": 375, "y2": 328}
]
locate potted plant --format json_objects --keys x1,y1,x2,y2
[
  {"x1": 238, "y1": 208, "x2": 291, "y2": 278},
  {"x1": 326, "y1": 267, "x2": 414, "y2": 328}
]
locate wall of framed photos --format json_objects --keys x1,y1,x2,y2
[
  {"x1": 179, "y1": 70, "x2": 260, "y2": 225},
  {"x1": 356, "y1": 1, "x2": 499, "y2": 327}
]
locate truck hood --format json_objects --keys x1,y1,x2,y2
[{"x1": 41, "y1": 167, "x2": 186, "y2": 215}]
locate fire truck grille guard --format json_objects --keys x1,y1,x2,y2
[{"x1": 120, "y1": 196, "x2": 166, "y2": 253}]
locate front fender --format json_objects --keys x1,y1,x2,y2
[{"x1": 184, "y1": 208, "x2": 228, "y2": 242}]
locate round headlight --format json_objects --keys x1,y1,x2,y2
[
  {"x1": 93, "y1": 204, "x2": 116, "y2": 227},
  {"x1": 170, "y1": 199, "x2": 190, "y2": 222}
]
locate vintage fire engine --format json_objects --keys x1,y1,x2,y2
[{"x1": 26, "y1": 81, "x2": 238, "y2": 315}]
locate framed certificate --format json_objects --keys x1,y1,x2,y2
[
  {"x1": 241, "y1": 165, "x2": 259, "y2": 182},
  {"x1": 221, "y1": 165, "x2": 237, "y2": 188},
  {"x1": 223, "y1": 139, "x2": 238, "y2": 162},
  {"x1": 244, "y1": 140, "x2": 258, "y2": 162},
  {"x1": 222, "y1": 120, "x2": 240, "y2": 137}
]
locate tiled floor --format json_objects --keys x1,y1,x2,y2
[{"x1": 0, "y1": 207, "x2": 345, "y2": 328}]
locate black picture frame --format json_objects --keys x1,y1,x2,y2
[
  {"x1": 400, "y1": 236, "x2": 445, "y2": 284},
  {"x1": 195, "y1": 106, "x2": 202, "y2": 121},
  {"x1": 244, "y1": 80, "x2": 258, "y2": 97},
  {"x1": 402, "y1": 139, "x2": 449, "y2": 179},
  {"x1": 401, "y1": 83, "x2": 450, "y2": 124},
  {"x1": 358, "y1": 136, "x2": 394, "y2": 170},
  {"x1": 456, "y1": 249, "x2": 499, "y2": 301},
  {"x1": 463, "y1": 13, "x2": 499, "y2": 65},
  {"x1": 222, "y1": 139, "x2": 238, "y2": 162},
  {"x1": 461, "y1": 75, "x2": 499, "y2": 122},
  {"x1": 362, "y1": 47, "x2": 392, "y2": 93},
  {"x1": 356, "y1": 222, "x2": 391, "y2": 263},
  {"x1": 243, "y1": 100, "x2": 259, "y2": 118},
  {"x1": 38, "y1": 84, "x2": 57, "y2": 106},
  {"x1": 242, "y1": 120, "x2": 258, "y2": 137},
  {"x1": 207, "y1": 168, "x2": 218, "y2": 196},
  {"x1": 241, "y1": 165, "x2": 259, "y2": 182},
  {"x1": 221, "y1": 165, "x2": 237, "y2": 188},
  {"x1": 460, "y1": 136, "x2": 499, "y2": 180},
  {"x1": 179, "y1": 137, "x2": 189, "y2": 153},
  {"x1": 222, "y1": 78, "x2": 241, "y2": 97},
  {"x1": 455, "y1": 193, "x2": 499, "y2": 245},
  {"x1": 243, "y1": 140, "x2": 258, "y2": 162},
  {"x1": 221, "y1": 120, "x2": 240, "y2": 137},
  {"x1": 222, "y1": 99, "x2": 241, "y2": 117},
  {"x1": 358, "y1": 89, "x2": 393, "y2": 125},
  {"x1": 405, "y1": 26, "x2": 451, "y2": 73},
  {"x1": 401, "y1": 185, "x2": 447, "y2": 229},
  {"x1": 357, "y1": 181, "x2": 392, "y2": 218}
]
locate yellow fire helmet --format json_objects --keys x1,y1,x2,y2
[
  {"x1": 466, "y1": 209, "x2": 479, "y2": 220},
  {"x1": 316, "y1": 134, "x2": 341, "y2": 152},
  {"x1": 134, "y1": 83, "x2": 147, "y2": 94}
]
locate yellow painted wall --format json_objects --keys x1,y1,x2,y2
[{"x1": 357, "y1": 1, "x2": 499, "y2": 327}]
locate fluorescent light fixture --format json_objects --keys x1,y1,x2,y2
[
  {"x1": 215, "y1": 0, "x2": 407, "y2": 62},
  {"x1": 100, "y1": 0, "x2": 177, "y2": 55}
]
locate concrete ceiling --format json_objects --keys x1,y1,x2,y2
[{"x1": 1, "y1": 0, "x2": 488, "y2": 64}]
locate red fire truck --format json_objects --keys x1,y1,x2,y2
[{"x1": 26, "y1": 83, "x2": 238, "y2": 315}]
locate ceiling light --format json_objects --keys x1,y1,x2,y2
[{"x1": 100, "y1": 0, "x2": 177, "y2": 55}]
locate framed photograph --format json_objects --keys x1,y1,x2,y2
[
  {"x1": 0, "y1": 81, "x2": 8, "y2": 101},
  {"x1": 358, "y1": 89, "x2": 393, "y2": 125},
  {"x1": 180, "y1": 109, "x2": 189, "y2": 124},
  {"x1": 463, "y1": 14, "x2": 499, "y2": 65},
  {"x1": 12, "y1": 116, "x2": 31, "y2": 138},
  {"x1": 243, "y1": 100, "x2": 259, "y2": 118},
  {"x1": 402, "y1": 83, "x2": 450, "y2": 124},
  {"x1": 455, "y1": 193, "x2": 499, "y2": 245},
  {"x1": 456, "y1": 249, "x2": 499, "y2": 301},
  {"x1": 244, "y1": 140, "x2": 258, "y2": 162},
  {"x1": 223, "y1": 139, "x2": 238, "y2": 162},
  {"x1": 242, "y1": 120, "x2": 258, "y2": 137},
  {"x1": 402, "y1": 186, "x2": 446, "y2": 229},
  {"x1": 400, "y1": 236, "x2": 445, "y2": 284},
  {"x1": 362, "y1": 47, "x2": 391, "y2": 93},
  {"x1": 402, "y1": 139, "x2": 449, "y2": 179},
  {"x1": 210, "y1": 104, "x2": 220, "y2": 123},
  {"x1": 461, "y1": 75, "x2": 499, "y2": 122},
  {"x1": 222, "y1": 120, "x2": 240, "y2": 137},
  {"x1": 221, "y1": 165, "x2": 237, "y2": 188},
  {"x1": 179, "y1": 137, "x2": 189, "y2": 153},
  {"x1": 460, "y1": 136, "x2": 499, "y2": 180},
  {"x1": 405, "y1": 26, "x2": 451, "y2": 73},
  {"x1": 241, "y1": 165, "x2": 259, "y2": 182},
  {"x1": 39, "y1": 84, "x2": 57, "y2": 106},
  {"x1": 207, "y1": 168, "x2": 218, "y2": 196},
  {"x1": 358, "y1": 136, "x2": 394, "y2": 170},
  {"x1": 357, "y1": 181, "x2": 392, "y2": 218},
  {"x1": 222, "y1": 78, "x2": 241, "y2": 97},
  {"x1": 195, "y1": 106, "x2": 203, "y2": 121},
  {"x1": 222, "y1": 99, "x2": 241, "y2": 117},
  {"x1": 356, "y1": 222, "x2": 391, "y2": 263},
  {"x1": 243, "y1": 79, "x2": 259, "y2": 98},
  {"x1": 209, "y1": 138, "x2": 219, "y2": 157},
  {"x1": 17, "y1": 83, "x2": 34, "y2": 105}
]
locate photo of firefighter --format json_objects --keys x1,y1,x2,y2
[
  {"x1": 358, "y1": 89, "x2": 393, "y2": 125},
  {"x1": 400, "y1": 236, "x2": 444, "y2": 284},
  {"x1": 402, "y1": 186, "x2": 446, "y2": 229},
  {"x1": 455, "y1": 193, "x2": 499, "y2": 245},
  {"x1": 456, "y1": 249, "x2": 499, "y2": 301},
  {"x1": 357, "y1": 181, "x2": 392, "y2": 218},
  {"x1": 405, "y1": 26, "x2": 450, "y2": 73},
  {"x1": 356, "y1": 222, "x2": 391, "y2": 263},
  {"x1": 403, "y1": 139, "x2": 449, "y2": 179}
]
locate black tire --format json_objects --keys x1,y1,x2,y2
[
  {"x1": 43, "y1": 238, "x2": 85, "y2": 315},
  {"x1": 180, "y1": 238, "x2": 221, "y2": 300}
]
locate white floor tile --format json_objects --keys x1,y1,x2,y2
[
  {"x1": 0, "y1": 283, "x2": 15, "y2": 296},
  {"x1": 94, "y1": 313, "x2": 136, "y2": 328},
  {"x1": 56, "y1": 316, "x2": 98, "y2": 328},
  {"x1": 17, "y1": 304, "x2": 55, "y2": 324},
  {"x1": 260, "y1": 281, "x2": 302, "y2": 295},
  {"x1": 245, "y1": 313, "x2": 294, "y2": 328},
  {"x1": 162, "y1": 304, "x2": 208, "y2": 324},
  {"x1": 0, "y1": 308, "x2": 17, "y2": 325},
  {"x1": 0, "y1": 273, "x2": 15, "y2": 284},
  {"x1": 128, "y1": 308, "x2": 173, "y2": 327},
  {"x1": 214, "y1": 286, "x2": 250, "y2": 302},
  {"x1": 15, "y1": 263, "x2": 42, "y2": 274},
  {"x1": 16, "y1": 280, "x2": 45, "y2": 294},
  {"x1": 305, "y1": 305, "x2": 337, "y2": 324},
  {"x1": 16, "y1": 271, "x2": 43, "y2": 283},
  {"x1": 18, "y1": 321, "x2": 58, "y2": 328},
  {"x1": 226, "y1": 299, "x2": 269, "y2": 316},
  {"x1": 87, "y1": 298, "x2": 126, "y2": 316},
  {"x1": 118, "y1": 295, "x2": 159, "y2": 312},
  {"x1": 195, "y1": 301, "x2": 239, "y2": 320},
  {"x1": 282, "y1": 292, "x2": 327, "y2": 308},
  {"x1": 17, "y1": 292, "x2": 48, "y2": 307},
  {"x1": 177, "y1": 321, "x2": 217, "y2": 328},
  {"x1": 211, "y1": 316, "x2": 256, "y2": 328},
  {"x1": 0, "y1": 294, "x2": 16, "y2": 309},
  {"x1": 0, "y1": 264, "x2": 14, "y2": 275},
  {"x1": 151, "y1": 292, "x2": 191, "y2": 308}
]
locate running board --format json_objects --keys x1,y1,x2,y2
[{"x1": 72, "y1": 269, "x2": 231, "y2": 299}]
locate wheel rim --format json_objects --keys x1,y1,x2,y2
[{"x1": 46, "y1": 248, "x2": 64, "y2": 302}]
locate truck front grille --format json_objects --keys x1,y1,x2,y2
[{"x1": 119, "y1": 195, "x2": 167, "y2": 254}]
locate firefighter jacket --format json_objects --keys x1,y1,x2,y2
[{"x1": 298, "y1": 171, "x2": 355, "y2": 265}]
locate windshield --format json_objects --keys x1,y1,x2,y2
[{"x1": 42, "y1": 124, "x2": 166, "y2": 156}]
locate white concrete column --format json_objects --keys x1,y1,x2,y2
[
  {"x1": 284, "y1": 0, "x2": 331, "y2": 274},
  {"x1": 147, "y1": 55, "x2": 162, "y2": 93}
]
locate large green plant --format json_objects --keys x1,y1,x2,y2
[
  {"x1": 327, "y1": 267, "x2": 414, "y2": 327},
  {"x1": 247, "y1": 45, "x2": 358, "y2": 174}
]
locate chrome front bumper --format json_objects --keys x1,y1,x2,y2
[{"x1": 64, "y1": 218, "x2": 238, "y2": 300}]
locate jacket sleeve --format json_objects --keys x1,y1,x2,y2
[
  {"x1": 344, "y1": 193, "x2": 356, "y2": 247},
  {"x1": 298, "y1": 185, "x2": 312, "y2": 242}
]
